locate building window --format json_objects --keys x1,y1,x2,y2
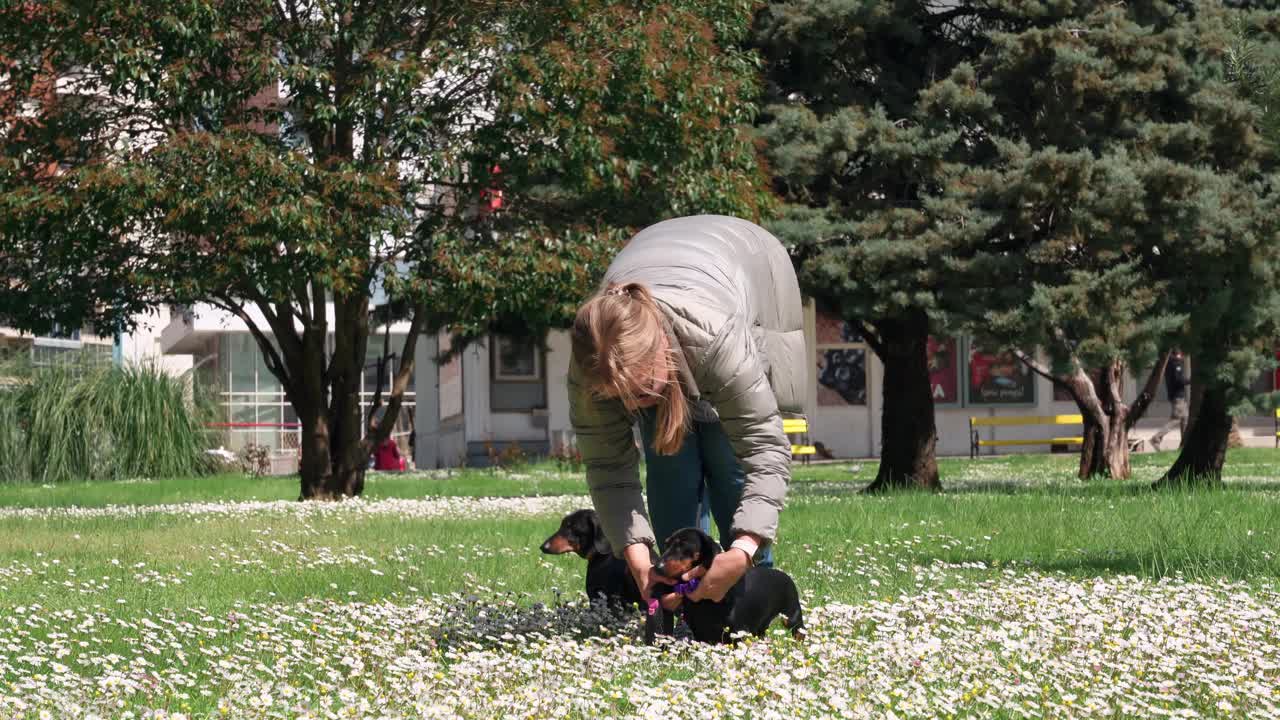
[
  {"x1": 490, "y1": 335, "x2": 546, "y2": 412},
  {"x1": 31, "y1": 343, "x2": 110, "y2": 368},
  {"x1": 45, "y1": 323, "x2": 81, "y2": 341},
  {"x1": 212, "y1": 332, "x2": 416, "y2": 461},
  {"x1": 493, "y1": 336, "x2": 541, "y2": 382}
]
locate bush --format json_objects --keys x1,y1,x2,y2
[
  {"x1": 238, "y1": 442, "x2": 271, "y2": 477},
  {"x1": 0, "y1": 353, "x2": 214, "y2": 483}
]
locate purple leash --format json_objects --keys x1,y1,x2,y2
[{"x1": 647, "y1": 578, "x2": 701, "y2": 616}]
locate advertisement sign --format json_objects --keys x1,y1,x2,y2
[
  {"x1": 927, "y1": 336, "x2": 959, "y2": 405},
  {"x1": 817, "y1": 346, "x2": 868, "y2": 406},
  {"x1": 967, "y1": 342, "x2": 1036, "y2": 405},
  {"x1": 814, "y1": 308, "x2": 867, "y2": 406}
]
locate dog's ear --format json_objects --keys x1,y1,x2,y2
[{"x1": 696, "y1": 530, "x2": 719, "y2": 570}]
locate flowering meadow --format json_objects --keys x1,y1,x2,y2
[{"x1": 0, "y1": 452, "x2": 1278, "y2": 719}]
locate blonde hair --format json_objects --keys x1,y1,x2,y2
[{"x1": 571, "y1": 282, "x2": 688, "y2": 454}]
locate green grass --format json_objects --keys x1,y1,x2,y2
[
  {"x1": 4, "y1": 445, "x2": 1273, "y2": 509},
  {"x1": 0, "y1": 467, "x2": 586, "y2": 508},
  {"x1": 1, "y1": 450, "x2": 1277, "y2": 617},
  {"x1": 1, "y1": 451, "x2": 1278, "y2": 718}
]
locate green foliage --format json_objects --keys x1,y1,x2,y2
[
  {"x1": 1226, "y1": 15, "x2": 1280, "y2": 151},
  {"x1": 426, "y1": 0, "x2": 772, "y2": 337},
  {"x1": 939, "y1": 4, "x2": 1278, "y2": 395},
  {"x1": 1, "y1": 0, "x2": 771, "y2": 490},
  {"x1": 0, "y1": 355, "x2": 214, "y2": 484},
  {"x1": 2, "y1": 0, "x2": 768, "y2": 337},
  {"x1": 0, "y1": 167, "x2": 153, "y2": 336},
  {"x1": 759, "y1": 1, "x2": 1280, "y2": 413},
  {"x1": 756, "y1": 0, "x2": 987, "y2": 338}
]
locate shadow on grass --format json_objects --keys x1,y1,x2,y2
[{"x1": 426, "y1": 594, "x2": 658, "y2": 652}]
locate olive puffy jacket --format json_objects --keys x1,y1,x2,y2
[{"x1": 568, "y1": 215, "x2": 806, "y2": 554}]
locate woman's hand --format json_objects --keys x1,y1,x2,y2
[
  {"x1": 684, "y1": 547, "x2": 751, "y2": 603},
  {"x1": 623, "y1": 542, "x2": 657, "y2": 601}
]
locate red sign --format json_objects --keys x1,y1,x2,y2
[
  {"x1": 968, "y1": 343, "x2": 1035, "y2": 405},
  {"x1": 927, "y1": 336, "x2": 959, "y2": 404}
]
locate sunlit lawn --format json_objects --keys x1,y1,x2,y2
[{"x1": 0, "y1": 450, "x2": 1277, "y2": 718}]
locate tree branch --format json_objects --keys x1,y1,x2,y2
[
  {"x1": 362, "y1": 303, "x2": 427, "y2": 455},
  {"x1": 1127, "y1": 351, "x2": 1171, "y2": 430},
  {"x1": 1012, "y1": 348, "x2": 1057, "y2": 383},
  {"x1": 210, "y1": 295, "x2": 296, "y2": 397}
]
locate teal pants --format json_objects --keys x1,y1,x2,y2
[{"x1": 638, "y1": 409, "x2": 774, "y2": 568}]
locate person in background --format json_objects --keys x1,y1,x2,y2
[
  {"x1": 369, "y1": 409, "x2": 406, "y2": 471},
  {"x1": 1151, "y1": 349, "x2": 1190, "y2": 451}
]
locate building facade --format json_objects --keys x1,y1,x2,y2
[
  {"x1": 160, "y1": 303, "x2": 418, "y2": 473},
  {"x1": 412, "y1": 301, "x2": 1280, "y2": 469}
]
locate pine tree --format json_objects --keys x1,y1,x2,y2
[
  {"x1": 946, "y1": 2, "x2": 1280, "y2": 481},
  {"x1": 757, "y1": 1, "x2": 1279, "y2": 484},
  {"x1": 1152, "y1": 11, "x2": 1280, "y2": 487},
  {"x1": 756, "y1": 0, "x2": 1003, "y2": 491},
  {"x1": 948, "y1": 3, "x2": 1280, "y2": 482}
]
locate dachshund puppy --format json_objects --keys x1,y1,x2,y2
[
  {"x1": 541, "y1": 509, "x2": 674, "y2": 642},
  {"x1": 654, "y1": 527, "x2": 804, "y2": 644}
]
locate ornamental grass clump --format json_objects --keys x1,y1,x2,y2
[{"x1": 0, "y1": 353, "x2": 213, "y2": 483}]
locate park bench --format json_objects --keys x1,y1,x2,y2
[
  {"x1": 1274, "y1": 408, "x2": 1279, "y2": 448},
  {"x1": 784, "y1": 417, "x2": 817, "y2": 464},
  {"x1": 969, "y1": 414, "x2": 1083, "y2": 458}
]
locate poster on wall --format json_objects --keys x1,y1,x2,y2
[
  {"x1": 967, "y1": 342, "x2": 1035, "y2": 405},
  {"x1": 927, "y1": 336, "x2": 959, "y2": 405},
  {"x1": 817, "y1": 347, "x2": 867, "y2": 406},
  {"x1": 815, "y1": 308, "x2": 864, "y2": 344},
  {"x1": 814, "y1": 307, "x2": 868, "y2": 406}
]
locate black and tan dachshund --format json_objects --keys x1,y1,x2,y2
[
  {"x1": 541, "y1": 509, "x2": 674, "y2": 642},
  {"x1": 653, "y1": 527, "x2": 804, "y2": 644}
]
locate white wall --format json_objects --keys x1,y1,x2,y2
[
  {"x1": 545, "y1": 330, "x2": 574, "y2": 450},
  {"x1": 814, "y1": 355, "x2": 1197, "y2": 459},
  {"x1": 119, "y1": 307, "x2": 193, "y2": 376},
  {"x1": 462, "y1": 337, "x2": 491, "y2": 441}
]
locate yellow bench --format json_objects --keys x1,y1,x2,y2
[
  {"x1": 784, "y1": 417, "x2": 817, "y2": 464},
  {"x1": 969, "y1": 414, "x2": 1084, "y2": 458}
]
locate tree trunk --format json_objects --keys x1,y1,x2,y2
[
  {"x1": 1064, "y1": 361, "x2": 1130, "y2": 479},
  {"x1": 1077, "y1": 411, "x2": 1105, "y2": 478},
  {"x1": 296, "y1": 377, "x2": 368, "y2": 499},
  {"x1": 324, "y1": 292, "x2": 371, "y2": 498},
  {"x1": 1154, "y1": 383, "x2": 1230, "y2": 488},
  {"x1": 863, "y1": 311, "x2": 941, "y2": 493},
  {"x1": 1126, "y1": 352, "x2": 1171, "y2": 431},
  {"x1": 298, "y1": 411, "x2": 367, "y2": 499}
]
